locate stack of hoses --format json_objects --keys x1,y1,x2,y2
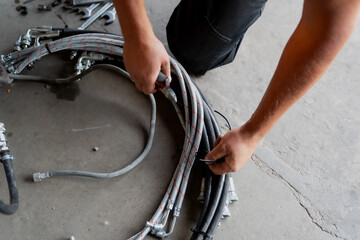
[{"x1": 0, "y1": 27, "x2": 231, "y2": 239}]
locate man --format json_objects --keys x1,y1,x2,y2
[{"x1": 113, "y1": 0, "x2": 360, "y2": 175}]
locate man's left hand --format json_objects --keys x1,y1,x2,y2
[{"x1": 204, "y1": 125, "x2": 260, "y2": 175}]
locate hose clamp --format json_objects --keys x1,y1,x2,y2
[
  {"x1": 0, "y1": 123, "x2": 13, "y2": 163},
  {"x1": 166, "y1": 199, "x2": 174, "y2": 210},
  {"x1": 173, "y1": 207, "x2": 181, "y2": 218},
  {"x1": 191, "y1": 228, "x2": 208, "y2": 237},
  {"x1": 0, "y1": 154, "x2": 14, "y2": 163}
]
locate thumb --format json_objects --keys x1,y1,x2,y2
[
  {"x1": 208, "y1": 162, "x2": 227, "y2": 175},
  {"x1": 205, "y1": 142, "x2": 227, "y2": 163},
  {"x1": 213, "y1": 135, "x2": 223, "y2": 148},
  {"x1": 161, "y1": 58, "x2": 172, "y2": 85}
]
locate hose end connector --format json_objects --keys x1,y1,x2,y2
[
  {"x1": 33, "y1": 172, "x2": 50, "y2": 182},
  {"x1": 228, "y1": 176, "x2": 238, "y2": 203},
  {"x1": 221, "y1": 205, "x2": 231, "y2": 218},
  {"x1": 197, "y1": 177, "x2": 206, "y2": 203},
  {"x1": 155, "y1": 230, "x2": 167, "y2": 239}
]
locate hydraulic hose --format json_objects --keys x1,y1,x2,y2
[
  {"x1": 197, "y1": 174, "x2": 225, "y2": 239},
  {"x1": 52, "y1": 27, "x2": 112, "y2": 39},
  {"x1": 8, "y1": 63, "x2": 130, "y2": 84},
  {"x1": 0, "y1": 123, "x2": 19, "y2": 215},
  {"x1": 32, "y1": 65, "x2": 157, "y2": 182},
  {"x1": 190, "y1": 167, "x2": 212, "y2": 240},
  {"x1": 0, "y1": 155, "x2": 19, "y2": 215},
  {"x1": 0, "y1": 27, "x2": 235, "y2": 238},
  {"x1": 190, "y1": 94, "x2": 228, "y2": 240},
  {"x1": 203, "y1": 105, "x2": 216, "y2": 149},
  {"x1": 205, "y1": 174, "x2": 230, "y2": 239},
  {"x1": 190, "y1": 120, "x2": 212, "y2": 239}
]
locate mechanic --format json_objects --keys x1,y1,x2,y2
[{"x1": 113, "y1": 0, "x2": 360, "y2": 175}]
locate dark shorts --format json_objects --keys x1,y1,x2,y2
[{"x1": 166, "y1": 0, "x2": 267, "y2": 75}]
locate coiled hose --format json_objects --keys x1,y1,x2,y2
[{"x1": 1, "y1": 27, "x2": 231, "y2": 239}]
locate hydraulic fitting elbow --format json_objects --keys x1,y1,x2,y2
[{"x1": 21, "y1": 33, "x2": 32, "y2": 49}]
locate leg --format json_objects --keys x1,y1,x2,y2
[{"x1": 167, "y1": 0, "x2": 267, "y2": 75}]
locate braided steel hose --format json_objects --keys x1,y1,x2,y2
[{"x1": 0, "y1": 28, "x2": 232, "y2": 239}]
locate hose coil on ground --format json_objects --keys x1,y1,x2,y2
[{"x1": 1, "y1": 27, "x2": 236, "y2": 239}]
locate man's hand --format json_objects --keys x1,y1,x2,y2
[
  {"x1": 114, "y1": 0, "x2": 171, "y2": 95},
  {"x1": 205, "y1": 0, "x2": 360, "y2": 176},
  {"x1": 123, "y1": 34, "x2": 171, "y2": 95},
  {"x1": 205, "y1": 126, "x2": 260, "y2": 175}
]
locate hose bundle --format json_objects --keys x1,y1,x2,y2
[{"x1": 0, "y1": 27, "x2": 235, "y2": 239}]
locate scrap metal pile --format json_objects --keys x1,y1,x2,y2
[{"x1": 0, "y1": 26, "x2": 238, "y2": 239}]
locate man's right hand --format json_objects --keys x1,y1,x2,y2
[
  {"x1": 123, "y1": 34, "x2": 171, "y2": 95},
  {"x1": 113, "y1": 0, "x2": 171, "y2": 95}
]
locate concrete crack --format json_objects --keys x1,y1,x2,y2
[
  {"x1": 99, "y1": 25, "x2": 109, "y2": 33},
  {"x1": 251, "y1": 155, "x2": 350, "y2": 240},
  {"x1": 56, "y1": 14, "x2": 68, "y2": 28}
]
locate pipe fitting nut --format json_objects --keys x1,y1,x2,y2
[
  {"x1": 21, "y1": 34, "x2": 32, "y2": 49},
  {"x1": 174, "y1": 207, "x2": 181, "y2": 218},
  {"x1": 0, "y1": 123, "x2": 9, "y2": 153}
]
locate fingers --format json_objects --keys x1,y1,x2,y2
[
  {"x1": 202, "y1": 126, "x2": 258, "y2": 175},
  {"x1": 161, "y1": 57, "x2": 172, "y2": 85},
  {"x1": 142, "y1": 71, "x2": 158, "y2": 95},
  {"x1": 205, "y1": 140, "x2": 227, "y2": 162},
  {"x1": 213, "y1": 135, "x2": 223, "y2": 148},
  {"x1": 207, "y1": 162, "x2": 231, "y2": 175},
  {"x1": 134, "y1": 59, "x2": 170, "y2": 95},
  {"x1": 123, "y1": 36, "x2": 170, "y2": 95},
  {"x1": 204, "y1": 135, "x2": 234, "y2": 175},
  {"x1": 132, "y1": 66, "x2": 158, "y2": 95}
]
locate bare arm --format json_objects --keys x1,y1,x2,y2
[
  {"x1": 206, "y1": 0, "x2": 360, "y2": 174},
  {"x1": 113, "y1": 0, "x2": 171, "y2": 94}
]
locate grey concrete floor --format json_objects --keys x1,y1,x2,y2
[{"x1": 0, "y1": 0, "x2": 359, "y2": 240}]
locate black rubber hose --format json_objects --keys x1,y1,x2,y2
[
  {"x1": 52, "y1": 28, "x2": 118, "y2": 40},
  {"x1": 196, "y1": 173, "x2": 225, "y2": 238},
  {"x1": 198, "y1": 126, "x2": 210, "y2": 158},
  {"x1": 191, "y1": 126, "x2": 211, "y2": 237},
  {"x1": 190, "y1": 167, "x2": 212, "y2": 240},
  {"x1": 191, "y1": 89, "x2": 226, "y2": 239},
  {"x1": 191, "y1": 104, "x2": 218, "y2": 239},
  {"x1": 205, "y1": 174, "x2": 230, "y2": 239},
  {"x1": 203, "y1": 105, "x2": 216, "y2": 149},
  {"x1": 0, "y1": 152, "x2": 19, "y2": 215}
]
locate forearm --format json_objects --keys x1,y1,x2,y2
[
  {"x1": 244, "y1": 0, "x2": 360, "y2": 139},
  {"x1": 113, "y1": 0, "x2": 154, "y2": 42},
  {"x1": 112, "y1": 0, "x2": 171, "y2": 94},
  {"x1": 205, "y1": 0, "x2": 359, "y2": 174}
]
